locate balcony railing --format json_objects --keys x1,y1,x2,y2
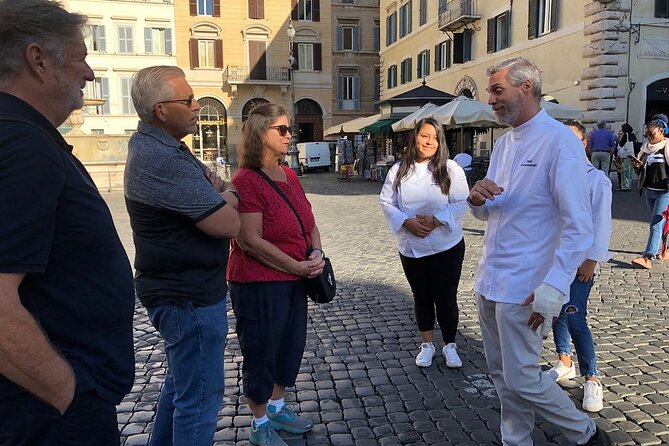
[
  {"x1": 223, "y1": 65, "x2": 290, "y2": 84},
  {"x1": 438, "y1": 0, "x2": 481, "y2": 32}
]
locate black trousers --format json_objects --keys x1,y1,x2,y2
[
  {"x1": 0, "y1": 390, "x2": 120, "y2": 446},
  {"x1": 399, "y1": 238, "x2": 465, "y2": 344}
]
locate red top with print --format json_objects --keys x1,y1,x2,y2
[{"x1": 227, "y1": 166, "x2": 315, "y2": 282}]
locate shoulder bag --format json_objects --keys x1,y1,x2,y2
[
  {"x1": 618, "y1": 133, "x2": 634, "y2": 158},
  {"x1": 253, "y1": 169, "x2": 336, "y2": 304}
]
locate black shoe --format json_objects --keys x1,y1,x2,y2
[{"x1": 583, "y1": 427, "x2": 612, "y2": 446}]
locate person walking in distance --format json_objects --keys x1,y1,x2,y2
[
  {"x1": 469, "y1": 57, "x2": 611, "y2": 446},
  {"x1": 124, "y1": 66, "x2": 241, "y2": 446},
  {"x1": 588, "y1": 120, "x2": 617, "y2": 175},
  {"x1": 545, "y1": 120, "x2": 611, "y2": 413},
  {"x1": 0, "y1": 1, "x2": 136, "y2": 444},
  {"x1": 380, "y1": 117, "x2": 469, "y2": 369}
]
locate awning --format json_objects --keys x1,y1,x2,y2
[
  {"x1": 361, "y1": 118, "x2": 399, "y2": 134},
  {"x1": 324, "y1": 113, "x2": 381, "y2": 136}
]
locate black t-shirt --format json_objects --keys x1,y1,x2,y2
[
  {"x1": 0, "y1": 92, "x2": 135, "y2": 403},
  {"x1": 124, "y1": 122, "x2": 230, "y2": 308},
  {"x1": 643, "y1": 151, "x2": 669, "y2": 190}
]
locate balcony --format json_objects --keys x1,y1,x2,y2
[
  {"x1": 438, "y1": 0, "x2": 481, "y2": 32},
  {"x1": 223, "y1": 65, "x2": 291, "y2": 85}
]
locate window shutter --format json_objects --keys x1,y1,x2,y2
[
  {"x1": 338, "y1": 76, "x2": 343, "y2": 109},
  {"x1": 408, "y1": 58, "x2": 412, "y2": 82},
  {"x1": 463, "y1": 30, "x2": 472, "y2": 62},
  {"x1": 657, "y1": 0, "x2": 669, "y2": 18},
  {"x1": 312, "y1": 0, "x2": 320, "y2": 21},
  {"x1": 353, "y1": 76, "x2": 360, "y2": 109},
  {"x1": 293, "y1": 42, "x2": 299, "y2": 69},
  {"x1": 528, "y1": 0, "x2": 538, "y2": 39},
  {"x1": 98, "y1": 26, "x2": 107, "y2": 52},
  {"x1": 353, "y1": 27, "x2": 360, "y2": 51},
  {"x1": 314, "y1": 43, "x2": 322, "y2": 70},
  {"x1": 487, "y1": 18, "x2": 495, "y2": 53},
  {"x1": 144, "y1": 27, "x2": 153, "y2": 54},
  {"x1": 291, "y1": 0, "x2": 298, "y2": 20},
  {"x1": 165, "y1": 28, "x2": 172, "y2": 55},
  {"x1": 453, "y1": 32, "x2": 463, "y2": 63},
  {"x1": 214, "y1": 39, "x2": 223, "y2": 68},
  {"x1": 434, "y1": 44, "x2": 440, "y2": 71},
  {"x1": 373, "y1": 24, "x2": 380, "y2": 51},
  {"x1": 407, "y1": 0, "x2": 412, "y2": 34},
  {"x1": 550, "y1": 0, "x2": 559, "y2": 32},
  {"x1": 386, "y1": 16, "x2": 391, "y2": 45},
  {"x1": 213, "y1": 0, "x2": 221, "y2": 17},
  {"x1": 101, "y1": 78, "x2": 110, "y2": 114},
  {"x1": 400, "y1": 60, "x2": 405, "y2": 84},
  {"x1": 445, "y1": 40, "x2": 451, "y2": 69},
  {"x1": 248, "y1": 0, "x2": 256, "y2": 18},
  {"x1": 257, "y1": 0, "x2": 264, "y2": 19},
  {"x1": 416, "y1": 54, "x2": 422, "y2": 78},
  {"x1": 336, "y1": 25, "x2": 343, "y2": 50},
  {"x1": 189, "y1": 0, "x2": 197, "y2": 15},
  {"x1": 425, "y1": 49, "x2": 430, "y2": 76},
  {"x1": 189, "y1": 39, "x2": 199, "y2": 69}
]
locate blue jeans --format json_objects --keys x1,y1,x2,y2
[
  {"x1": 552, "y1": 277, "x2": 597, "y2": 377},
  {"x1": 643, "y1": 188, "x2": 669, "y2": 256},
  {"x1": 147, "y1": 300, "x2": 228, "y2": 446}
]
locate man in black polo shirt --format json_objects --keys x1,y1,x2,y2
[
  {"x1": 0, "y1": 1, "x2": 136, "y2": 445},
  {"x1": 125, "y1": 65, "x2": 240, "y2": 446}
]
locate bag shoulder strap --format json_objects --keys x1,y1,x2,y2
[{"x1": 253, "y1": 168, "x2": 309, "y2": 248}]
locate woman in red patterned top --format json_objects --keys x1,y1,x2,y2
[{"x1": 227, "y1": 103, "x2": 325, "y2": 446}]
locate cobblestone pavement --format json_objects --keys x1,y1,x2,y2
[{"x1": 103, "y1": 173, "x2": 669, "y2": 446}]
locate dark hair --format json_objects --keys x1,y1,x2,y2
[
  {"x1": 563, "y1": 120, "x2": 586, "y2": 141},
  {"x1": 239, "y1": 103, "x2": 288, "y2": 169},
  {"x1": 621, "y1": 123, "x2": 633, "y2": 133},
  {"x1": 393, "y1": 117, "x2": 451, "y2": 195}
]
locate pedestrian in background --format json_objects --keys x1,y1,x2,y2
[
  {"x1": 0, "y1": 1, "x2": 136, "y2": 444},
  {"x1": 616, "y1": 123, "x2": 637, "y2": 191},
  {"x1": 469, "y1": 57, "x2": 611, "y2": 446},
  {"x1": 228, "y1": 103, "x2": 323, "y2": 446},
  {"x1": 545, "y1": 120, "x2": 611, "y2": 413},
  {"x1": 588, "y1": 120, "x2": 617, "y2": 174},
  {"x1": 631, "y1": 116, "x2": 669, "y2": 269},
  {"x1": 125, "y1": 66, "x2": 241, "y2": 446},
  {"x1": 380, "y1": 117, "x2": 469, "y2": 369}
]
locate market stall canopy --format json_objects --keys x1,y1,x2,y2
[
  {"x1": 324, "y1": 113, "x2": 381, "y2": 136},
  {"x1": 430, "y1": 96, "x2": 501, "y2": 128},
  {"x1": 540, "y1": 100, "x2": 584, "y2": 121},
  {"x1": 391, "y1": 103, "x2": 440, "y2": 132},
  {"x1": 360, "y1": 118, "x2": 399, "y2": 134}
]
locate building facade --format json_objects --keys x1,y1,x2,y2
[
  {"x1": 174, "y1": 0, "x2": 333, "y2": 164},
  {"x1": 379, "y1": 0, "x2": 669, "y2": 135},
  {"x1": 330, "y1": 0, "x2": 381, "y2": 127}
]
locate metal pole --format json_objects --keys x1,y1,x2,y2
[{"x1": 287, "y1": 19, "x2": 302, "y2": 176}]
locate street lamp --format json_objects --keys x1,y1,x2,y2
[{"x1": 287, "y1": 18, "x2": 302, "y2": 176}]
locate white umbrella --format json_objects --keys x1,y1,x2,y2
[
  {"x1": 324, "y1": 113, "x2": 381, "y2": 136},
  {"x1": 391, "y1": 103, "x2": 440, "y2": 132},
  {"x1": 540, "y1": 100, "x2": 584, "y2": 121},
  {"x1": 431, "y1": 96, "x2": 500, "y2": 128}
]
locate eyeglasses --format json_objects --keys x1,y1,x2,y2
[
  {"x1": 270, "y1": 125, "x2": 291, "y2": 136},
  {"x1": 157, "y1": 95, "x2": 195, "y2": 107}
]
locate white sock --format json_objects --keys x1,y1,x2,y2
[
  {"x1": 252, "y1": 415, "x2": 268, "y2": 429},
  {"x1": 268, "y1": 397, "x2": 285, "y2": 412}
]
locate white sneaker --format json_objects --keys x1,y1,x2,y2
[
  {"x1": 442, "y1": 343, "x2": 462, "y2": 368},
  {"x1": 415, "y1": 342, "x2": 436, "y2": 367},
  {"x1": 544, "y1": 360, "x2": 576, "y2": 382},
  {"x1": 582, "y1": 379, "x2": 604, "y2": 412}
]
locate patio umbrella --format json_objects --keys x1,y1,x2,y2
[
  {"x1": 324, "y1": 113, "x2": 381, "y2": 136},
  {"x1": 391, "y1": 103, "x2": 440, "y2": 132},
  {"x1": 540, "y1": 100, "x2": 584, "y2": 121}
]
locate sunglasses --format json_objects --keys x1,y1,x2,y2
[
  {"x1": 270, "y1": 125, "x2": 291, "y2": 136},
  {"x1": 157, "y1": 94, "x2": 195, "y2": 107}
]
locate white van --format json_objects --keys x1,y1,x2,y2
[{"x1": 296, "y1": 142, "x2": 332, "y2": 172}]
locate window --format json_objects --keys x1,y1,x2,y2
[
  {"x1": 337, "y1": 24, "x2": 360, "y2": 51},
  {"x1": 86, "y1": 25, "x2": 106, "y2": 52},
  {"x1": 374, "y1": 69, "x2": 380, "y2": 108},
  {"x1": 419, "y1": 0, "x2": 427, "y2": 26},
  {"x1": 400, "y1": 57, "x2": 412, "y2": 84},
  {"x1": 117, "y1": 25, "x2": 134, "y2": 53},
  {"x1": 338, "y1": 74, "x2": 360, "y2": 110},
  {"x1": 292, "y1": 0, "x2": 320, "y2": 22},
  {"x1": 528, "y1": 0, "x2": 558, "y2": 39},
  {"x1": 399, "y1": 1, "x2": 412, "y2": 38},
  {"x1": 248, "y1": 0, "x2": 264, "y2": 19},
  {"x1": 387, "y1": 64, "x2": 397, "y2": 89},
  {"x1": 417, "y1": 49, "x2": 430, "y2": 79},
  {"x1": 453, "y1": 30, "x2": 472, "y2": 64},
  {"x1": 189, "y1": 38, "x2": 223, "y2": 69},
  {"x1": 199, "y1": 40, "x2": 215, "y2": 67},
  {"x1": 373, "y1": 21, "x2": 380, "y2": 52},
  {"x1": 293, "y1": 42, "x2": 322, "y2": 71},
  {"x1": 91, "y1": 129, "x2": 104, "y2": 135},
  {"x1": 145, "y1": 28, "x2": 173, "y2": 55},
  {"x1": 656, "y1": 0, "x2": 669, "y2": 18},
  {"x1": 487, "y1": 11, "x2": 509, "y2": 53},
  {"x1": 434, "y1": 40, "x2": 451, "y2": 71},
  {"x1": 84, "y1": 77, "x2": 109, "y2": 115},
  {"x1": 189, "y1": 0, "x2": 220, "y2": 16},
  {"x1": 386, "y1": 12, "x2": 397, "y2": 46},
  {"x1": 120, "y1": 77, "x2": 135, "y2": 115}
]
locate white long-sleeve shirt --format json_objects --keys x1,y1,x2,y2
[
  {"x1": 585, "y1": 164, "x2": 612, "y2": 263},
  {"x1": 470, "y1": 110, "x2": 593, "y2": 303},
  {"x1": 380, "y1": 159, "x2": 469, "y2": 258}
]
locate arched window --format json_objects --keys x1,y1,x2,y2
[
  {"x1": 192, "y1": 97, "x2": 227, "y2": 161},
  {"x1": 242, "y1": 98, "x2": 270, "y2": 121}
]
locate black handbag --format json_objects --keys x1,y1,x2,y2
[{"x1": 253, "y1": 169, "x2": 336, "y2": 304}]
